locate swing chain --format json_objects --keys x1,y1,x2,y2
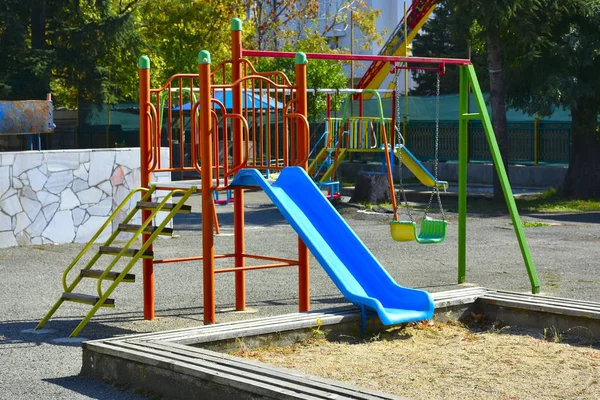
[
  {"x1": 393, "y1": 63, "x2": 413, "y2": 222},
  {"x1": 423, "y1": 72, "x2": 446, "y2": 221}
]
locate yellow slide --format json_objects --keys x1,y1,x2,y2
[{"x1": 396, "y1": 146, "x2": 448, "y2": 190}]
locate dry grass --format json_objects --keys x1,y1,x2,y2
[{"x1": 233, "y1": 320, "x2": 600, "y2": 400}]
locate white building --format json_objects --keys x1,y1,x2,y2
[{"x1": 318, "y1": 0, "x2": 415, "y2": 89}]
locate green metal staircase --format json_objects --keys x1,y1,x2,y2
[{"x1": 35, "y1": 185, "x2": 197, "y2": 337}]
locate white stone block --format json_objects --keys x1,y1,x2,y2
[
  {"x1": 60, "y1": 188, "x2": 80, "y2": 210},
  {"x1": 74, "y1": 164, "x2": 89, "y2": 181},
  {"x1": 0, "y1": 194, "x2": 22, "y2": 216},
  {"x1": 39, "y1": 163, "x2": 47, "y2": 175},
  {"x1": 21, "y1": 197, "x2": 42, "y2": 221},
  {"x1": 75, "y1": 215, "x2": 107, "y2": 243},
  {"x1": 0, "y1": 231, "x2": 18, "y2": 248},
  {"x1": 98, "y1": 180, "x2": 112, "y2": 195},
  {"x1": 14, "y1": 212, "x2": 31, "y2": 234},
  {"x1": 13, "y1": 153, "x2": 43, "y2": 177},
  {"x1": 77, "y1": 187, "x2": 104, "y2": 204},
  {"x1": 27, "y1": 167, "x2": 47, "y2": 192},
  {"x1": 1, "y1": 188, "x2": 17, "y2": 202},
  {"x1": 31, "y1": 236, "x2": 43, "y2": 245},
  {"x1": 43, "y1": 210, "x2": 75, "y2": 244},
  {"x1": 87, "y1": 197, "x2": 113, "y2": 217},
  {"x1": 12, "y1": 177, "x2": 23, "y2": 189},
  {"x1": 88, "y1": 151, "x2": 115, "y2": 186},
  {"x1": 43, "y1": 202, "x2": 60, "y2": 221},
  {"x1": 115, "y1": 149, "x2": 139, "y2": 170},
  {"x1": 47, "y1": 151, "x2": 80, "y2": 172},
  {"x1": 22, "y1": 186, "x2": 37, "y2": 200},
  {"x1": 0, "y1": 166, "x2": 9, "y2": 199},
  {"x1": 0, "y1": 212, "x2": 10, "y2": 231},
  {"x1": 37, "y1": 191, "x2": 59, "y2": 207},
  {"x1": 1, "y1": 154, "x2": 14, "y2": 166},
  {"x1": 45, "y1": 170, "x2": 73, "y2": 194},
  {"x1": 26, "y1": 211, "x2": 47, "y2": 239},
  {"x1": 80, "y1": 151, "x2": 90, "y2": 163},
  {"x1": 72, "y1": 178, "x2": 88, "y2": 193},
  {"x1": 15, "y1": 231, "x2": 30, "y2": 246},
  {"x1": 72, "y1": 208, "x2": 86, "y2": 226}
]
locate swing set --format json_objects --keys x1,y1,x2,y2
[{"x1": 389, "y1": 64, "x2": 448, "y2": 243}]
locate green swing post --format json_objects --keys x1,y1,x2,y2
[{"x1": 459, "y1": 65, "x2": 540, "y2": 294}]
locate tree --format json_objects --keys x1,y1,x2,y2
[
  {"x1": 137, "y1": 0, "x2": 251, "y2": 85},
  {"x1": 410, "y1": 0, "x2": 487, "y2": 96},
  {"x1": 503, "y1": 0, "x2": 600, "y2": 198},
  {"x1": 254, "y1": 30, "x2": 347, "y2": 122}
]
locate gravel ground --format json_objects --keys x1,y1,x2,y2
[{"x1": 0, "y1": 190, "x2": 599, "y2": 399}]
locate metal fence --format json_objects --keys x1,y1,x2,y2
[{"x1": 405, "y1": 120, "x2": 571, "y2": 165}]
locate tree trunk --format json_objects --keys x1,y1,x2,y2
[
  {"x1": 561, "y1": 100, "x2": 600, "y2": 199},
  {"x1": 350, "y1": 171, "x2": 392, "y2": 204},
  {"x1": 486, "y1": 29, "x2": 510, "y2": 202}
]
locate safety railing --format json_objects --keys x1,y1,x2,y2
[{"x1": 144, "y1": 59, "x2": 307, "y2": 184}]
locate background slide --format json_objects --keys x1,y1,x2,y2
[
  {"x1": 396, "y1": 146, "x2": 448, "y2": 190},
  {"x1": 230, "y1": 167, "x2": 434, "y2": 326}
]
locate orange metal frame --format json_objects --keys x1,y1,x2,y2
[{"x1": 138, "y1": 20, "x2": 310, "y2": 324}]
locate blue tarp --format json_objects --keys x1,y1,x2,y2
[{"x1": 172, "y1": 90, "x2": 285, "y2": 111}]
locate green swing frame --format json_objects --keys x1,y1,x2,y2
[{"x1": 380, "y1": 63, "x2": 540, "y2": 294}]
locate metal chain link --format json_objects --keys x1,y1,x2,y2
[
  {"x1": 423, "y1": 72, "x2": 446, "y2": 221},
  {"x1": 393, "y1": 64, "x2": 413, "y2": 222}
]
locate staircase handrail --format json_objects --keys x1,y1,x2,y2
[{"x1": 61, "y1": 187, "x2": 154, "y2": 292}]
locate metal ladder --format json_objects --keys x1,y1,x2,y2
[{"x1": 35, "y1": 185, "x2": 197, "y2": 337}]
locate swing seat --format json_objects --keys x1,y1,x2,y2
[{"x1": 390, "y1": 219, "x2": 448, "y2": 244}]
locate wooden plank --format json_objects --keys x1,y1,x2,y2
[
  {"x1": 89, "y1": 307, "x2": 359, "y2": 344},
  {"x1": 99, "y1": 246, "x2": 153, "y2": 259},
  {"x1": 431, "y1": 287, "x2": 488, "y2": 299},
  {"x1": 62, "y1": 292, "x2": 114, "y2": 306},
  {"x1": 88, "y1": 342, "x2": 323, "y2": 400},
  {"x1": 149, "y1": 341, "x2": 400, "y2": 400},
  {"x1": 80, "y1": 269, "x2": 135, "y2": 283},
  {"x1": 136, "y1": 201, "x2": 192, "y2": 213},
  {"x1": 479, "y1": 296, "x2": 600, "y2": 319},
  {"x1": 118, "y1": 224, "x2": 173, "y2": 236},
  {"x1": 481, "y1": 292, "x2": 600, "y2": 314},
  {"x1": 112, "y1": 341, "x2": 397, "y2": 400},
  {"x1": 486, "y1": 289, "x2": 600, "y2": 308}
]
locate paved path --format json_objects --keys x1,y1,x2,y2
[{"x1": 1, "y1": 191, "x2": 598, "y2": 399}]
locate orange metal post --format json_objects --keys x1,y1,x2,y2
[
  {"x1": 231, "y1": 19, "x2": 246, "y2": 311},
  {"x1": 138, "y1": 56, "x2": 155, "y2": 320},
  {"x1": 295, "y1": 53, "x2": 310, "y2": 312},
  {"x1": 198, "y1": 51, "x2": 216, "y2": 324}
]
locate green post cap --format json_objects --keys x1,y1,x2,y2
[
  {"x1": 295, "y1": 52, "x2": 308, "y2": 65},
  {"x1": 138, "y1": 56, "x2": 150, "y2": 69},
  {"x1": 198, "y1": 50, "x2": 211, "y2": 65},
  {"x1": 231, "y1": 18, "x2": 242, "y2": 31}
]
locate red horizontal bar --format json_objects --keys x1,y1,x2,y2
[
  {"x1": 242, "y1": 50, "x2": 471, "y2": 66},
  {"x1": 215, "y1": 262, "x2": 299, "y2": 274}
]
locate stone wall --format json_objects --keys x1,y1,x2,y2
[{"x1": 0, "y1": 148, "x2": 171, "y2": 248}]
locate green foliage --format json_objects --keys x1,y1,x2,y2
[
  {"x1": 255, "y1": 30, "x2": 347, "y2": 122},
  {"x1": 411, "y1": 0, "x2": 488, "y2": 95}
]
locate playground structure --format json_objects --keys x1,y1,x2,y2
[{"x1": 36, "y1": 18, "x2": 540, "y2": 337}]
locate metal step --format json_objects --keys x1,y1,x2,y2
[
  {"x1": 80, "y1": 269, "x2": 136, "y2": 283},
  {"x1": 118, "y1": 223, "x2": 174, "y2": 236},
  {"x1": 99, "y1": 246, "x2": 153, "y2": 259},
  {"x1": 62, "y1": 292, "x2": 115, "y2": 307},
  {"x1": 136, "y1": 201, "x2": 191, "y2": 213}
]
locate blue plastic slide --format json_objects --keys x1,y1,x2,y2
[{"x1": 229, "y1": 167, "x2": 434, "y2": 328}]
